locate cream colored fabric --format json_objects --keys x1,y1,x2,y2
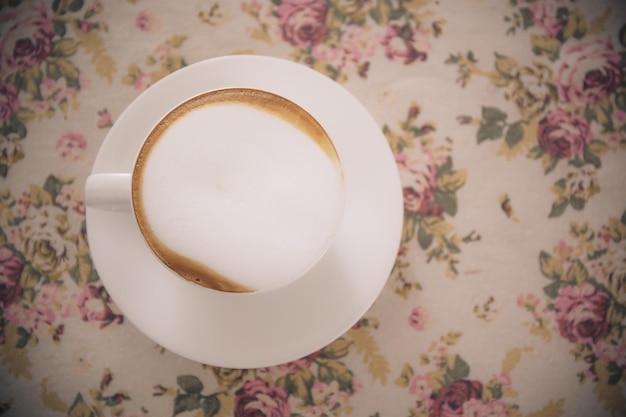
[{"x1": 1, "y1": 0, "x2": 625, "y2": 416}]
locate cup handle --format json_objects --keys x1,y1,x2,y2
[{"x1": 85, "y1": 173, "x2": 132, "y2": 211}]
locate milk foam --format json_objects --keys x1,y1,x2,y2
[{"x1": 138, "y1": 99, "x2": 344, "y2": 291}]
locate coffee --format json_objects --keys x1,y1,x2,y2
[{"x1": 131, "y1": 88, "x2": 344, "y2": 293}]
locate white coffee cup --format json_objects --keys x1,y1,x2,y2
[{"x1": 85, "y1": 88, "x2": 345, "y2": 293}]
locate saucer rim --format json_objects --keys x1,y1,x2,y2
[{"x1": 86, "y1": 55, "x2": 403, "y2": 368}]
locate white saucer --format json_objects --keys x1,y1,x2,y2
[{"x1": 86, "y1": 55, "x2": 402, "y2": 368}]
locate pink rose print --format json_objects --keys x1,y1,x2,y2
[
  {"x1": 491, "y1": 373, "x2": 512, "y2": 387},
  {"x1": 0, "y1": 2, "x2": 54, "y2": 72},
  {"x1": 430, "y1": 379, "x2": 482, "y2": 417},
  {"x1": 595, "y1": 225, "x2": 613, "y2": 252},
  {"x1": 462, "y1": 398, "x2": 508, "y2": 417},
  {"x1": 0, "y1": 246, "x2": 23, "y2": 308},
  {"x1": 342, "y1": 24, "x2": 379, "y2": 63},
  {"x1": 381, "y1": 25, "x2": 428, "y2": 65},
  {"x1": 56, "y1": 132, "x2": 87, "y2": 161},
  {"x1": 530, "y1": 2, "x2": 565, "y2": 38},
  {"x1": 557, "y1": 38, "x2": 623, "y2": 106},
  {"x1": 76, "y1": 284, "x2": 123, "y2": 328},
  {"x1": 90, "y1": 0, "x2": 104, "y2": 15},
  {"x1": 555, "y1": 239, "x2": 574, "y2": 262},
  {"x1": 396, "y1": 151, "x2": 439, "y2": 215},
  {"x1": 135, "y1": 9, "x2": 160, "y2": 32},
  {"x1": 408, "y1": 306, "x2": 430, "y2": 331},
  {"x1": 277, "y1": 0, "x2": 328, "y2": 47},
  {"x1": 554, "y1": 282, "x2": 610, "y2": 345},
  {"x1": 13, "y1": 191, "x2": 32, "y2": 219},
  {"x1": 537, "y1": 108, "x2": 592, "y2": 159},
  {"x1": 55, "y1": 183, "x2": 85, "y2": 215},
  {"x1": 5, "y1": 303, "x2": 38, "y2": 332},
  {"x1": 4, "y1": 282, "x2": 63, "y2": 335},
  {"x1": 306, "y1": 381, "x2": 350, "y2": 416},
  {"x1": 312, "y1": 43, "x2": 343, "y2": 68},
  {"x1": 311, "y1": 24, "x2": 378, "y2": 74},
  {"x1": 614, "y1": 109, "x2": 626, "y2": 125},
  {"x1": 78, "y1": 20, "x2": 93, "y2": 32},
  {"x1": 432, "y1": 345, "x2": 450, "y2": 365},
  {"x1": 606, "y1": 131, "x2": 624, "y2": 145},
  {"x1": 234, "y1": 377, "x2": 290, "y2": 417},
  {"x1": 4, "y1": 226, "x2": 25, "y2": 248},
  {"x1": 409, "y1": 375, "x2": 433, "y2": 401},
  {"x1": 12, "y1": 195, "x2": 29, "y2": 216},
  {"x1": 0, "y1": 80, "x2": 20, "y2": 123},
  {"x1": 133, "y1": 71, "x2": 155, "y2": 91},
  {"x1": 97, "y1": 109, "x2": 113, "y2": 128},
  {"x1": 34, "y1": 282, "x2": 62, "y2": 324},
  {"x1": 594, "y1": 338, "x2": 626, "y2": 368},
  {"x1": 32, "y1": 77, "x2": 79, "y2": 116},
  {"x1": 311, "y1": 24, "x2": 379, "y2": 73}
]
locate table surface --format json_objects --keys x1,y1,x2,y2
[{"x1": 1, "y1": 0, "x2": 626, "y2": 416}]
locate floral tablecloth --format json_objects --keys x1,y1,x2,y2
[{"x1": 1, "y1": 0, "x2": 626, "y2": 416}]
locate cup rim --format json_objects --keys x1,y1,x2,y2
[{"x1": 128, "y1": 87, "x2": 347, "y2": 294}]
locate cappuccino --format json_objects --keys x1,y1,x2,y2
[{"x1": 131, "y1": 88, "x2": 344, "y2": 292}]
